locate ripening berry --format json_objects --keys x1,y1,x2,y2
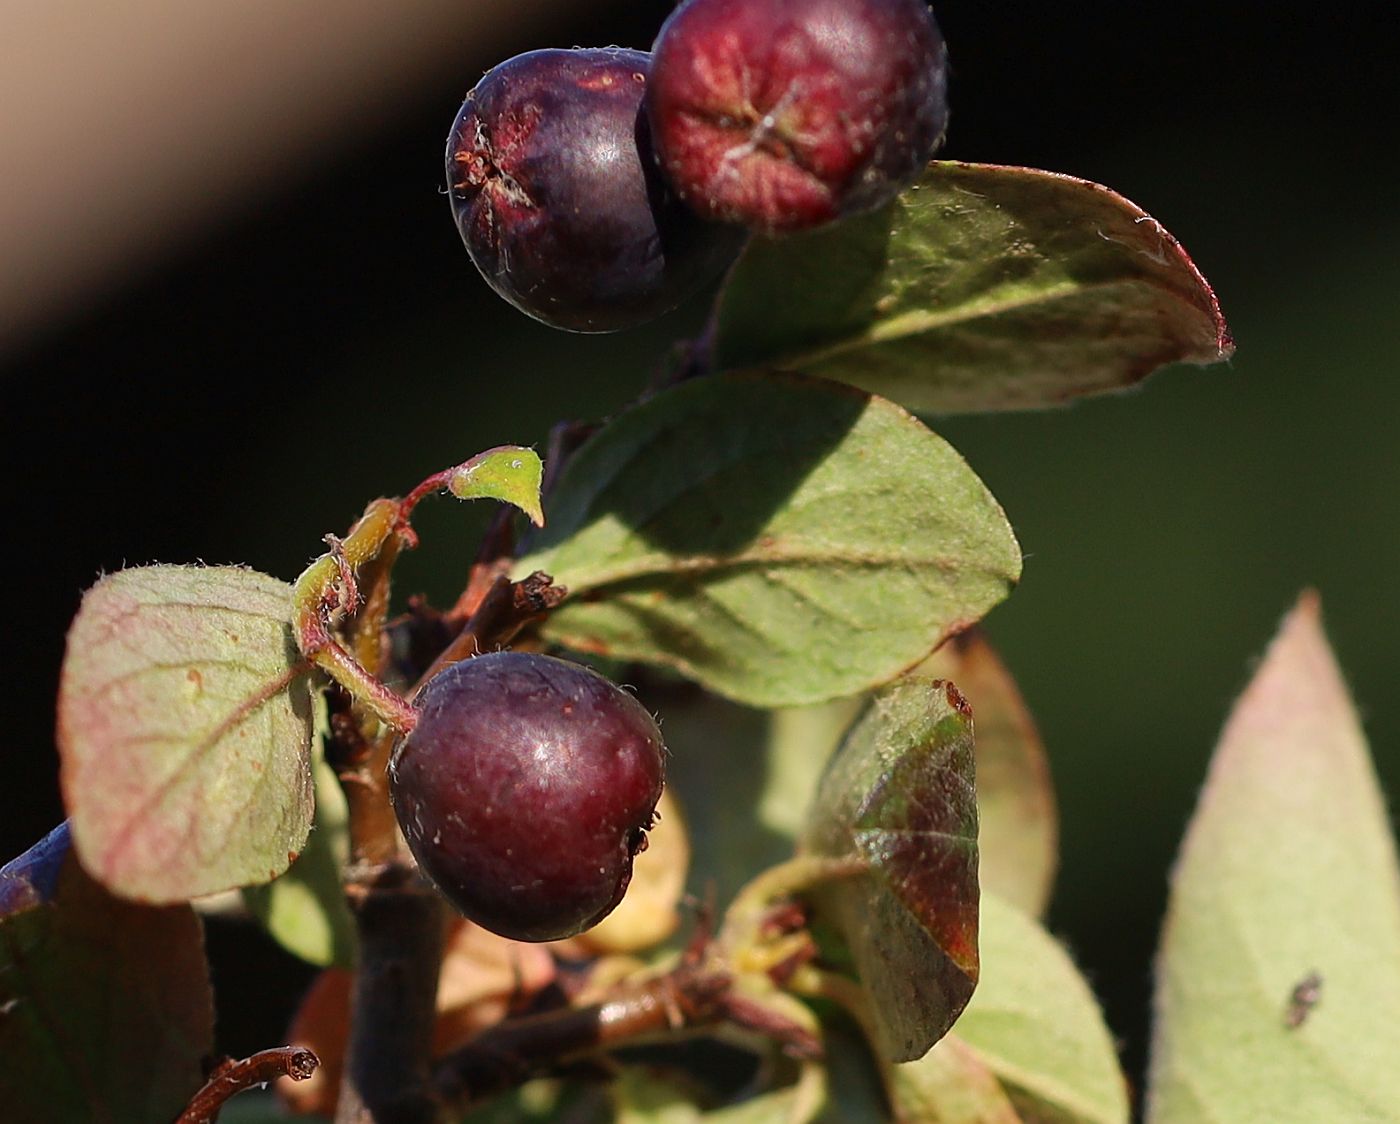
[
  {"x1": 646, "y1": 0, "x2": 949, "y2": 233},
  {"x1": 390, "y1": 651, "x2": 666, "y2": 942}
]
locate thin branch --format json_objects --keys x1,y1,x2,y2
[{"x1": 176, "y1": 1047, "x2": 319, "y2": 1124}]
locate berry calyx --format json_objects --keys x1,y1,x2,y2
[
  {"x1": 390, "y1": 651, "x2": 666, "y2": 942},
  {"x1": 646, "y1": 0, "x2": 949, "y2": 234}
]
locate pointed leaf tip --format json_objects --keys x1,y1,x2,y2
[
  {"x1": 448, "y1": 445, "x2": 545, "y2": 527},
  {"x1": 1147, "y1": 591, "x2": 1400, "y2": 1122}
]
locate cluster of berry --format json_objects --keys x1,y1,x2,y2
[
  {"x1": 396, "y1": 0, "x2": 950, "y2": 945},
  {"x1": 447, "y1": 0, "x2": 949, "y2": 332}
]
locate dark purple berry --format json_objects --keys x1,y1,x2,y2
[
  {"x1": 446, "y1": 48, "x2": 743, "y2": 333},
  {"x1": 646, "y1": 0, "x2": 949, "y2": 234},
  {"x1": 390, "y1": 651, "x2": 666, "y2": 942}
]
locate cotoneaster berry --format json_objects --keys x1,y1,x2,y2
[
  {"x1": 646, "y1": 0, "x2": 949, "y2": 234},
  {"x1": 389, "y1": 651, "x2": 666, "y2": 942},
  {"x1": 446, "y1": 47, "x2": 743, "y2": 333}
]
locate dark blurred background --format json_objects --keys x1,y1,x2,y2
[{"x1": 3, "y1": 0, "x2": 1397, "y2": 1097}]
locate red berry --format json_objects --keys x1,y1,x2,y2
[
  {"x1": 646, "y1": 0, "x2": 949, "y2": 233},
  {"x1": 390, "y1": 652, "x2": 666, "y2": 942},
  {"x1": 446, "y1": 48, "x2": 742, "y2": 333}
]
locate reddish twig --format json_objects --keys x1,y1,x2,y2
[{"x1": 176, "y1": 1047, "x2": 319, "y2": 1123}]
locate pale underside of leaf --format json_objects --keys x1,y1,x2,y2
[
  {"x1": 952, "y1": 893, "x2": 1128, "y2": 1124},
  {"x1": 1146, "y1": 593, "x2": 1400, "y2": 1123},
  {"x1": 59, "y1": 565, "x2": 314, "y2": 902},
  {"x1": 713, "y1": 161, "x2": 1233, "y2": 414},
  {"x1": 519, "y1": 372, "x2": 1020, "y2": 707}
]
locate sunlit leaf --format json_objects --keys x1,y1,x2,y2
[
  {"x1": 448, "y1": 445, "x2": 545, "y2": 527},
  {"x1": 518, "y1": 372, "x2": 1020, "y2": 706},
  {"x1": 242, "y1": 724, "x2": 354, "y2": 967},
  {"x1": 920, "y1": 631, "x2": 1057, "y2": 917},
  {"x1": 950, "y1": 893, "x2": 1127, "y2": 1124},
  {"x1": 58, "y1": 565, "x2": 315, "y2": 901},
  {"x1": 801, "y1": 678, "x2": 979, "y2": 1062},
  {"x1": 0, "y1": 856, "x2": 214, "y2": 1124},
  {"x1": 713, "y1": 162, "x2": 1232, "y2": 414},
  {"x1": 1146, "y1": 593, "x2": 1400, "y2": 1123},
  {"x1": 887, "y1": 1033, "x2": 1021, "y2": 1123}
]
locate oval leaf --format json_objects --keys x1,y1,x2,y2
[
  {"x1": 517, "y1": 372, "x2": 1021, "y2": 707},
  {"x1": 59, "y1": 565, "x2": 315, "y2": 902},
  {"x1": 0, "y1": 856, "x2": 214, "y2": 1124},
  {"x1": 713, "y1": 162, "x2": 1233, "y2": 415},
  {"x1": 448, "y1": 445, "x2": 545, "y2": 527},
  {"x1": 1146, "y1": 594, "x2": 1400, "y2": 1122},
  {"x1": 949, "y1": 893, "x2": 1128, "y2": 1124},
  {"x1": 919, "y1": 632, "x2": 1058, "y2": 918},
  {"x1": 800, "y1": 678, "x2": 980, "y2": 1062}
]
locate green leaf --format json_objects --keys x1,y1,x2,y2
[
  {"x1": 800, "y1": 678, "x2": 980, "y2": 1062},
  {"x1": 919, "y1": 632, "x2": 1058, "y2": 918},
  {"x1": 0, "y1": 856, "x2": 214, "y2": 1124},
  {"x1": 518, "y1": 372, "x2": 1020, "y2": 707},
  {"x1": 712, "y1": 162, "x2": 1233, "y2": 415},
  {"x1": 1146, "y1": 593, "x2": 1400, "y2": 1123},
  {"x1": 448, "y1": 445, "x2": 545, "y2": 527},
  {"x1": 949, "y1": 893, "x2": 1127, "y2": 1124},
  {"x1": 242, "y1": 720, "x2": 354, "y2": 967},
  {"x1": 58, "y1": 565, "x2": 315, "y2": 902},
  {"x1": 887, "y1": 1033, "x2": 1022, "y2": 1123},
  {"x1": 654, "y1": 681, "x2": 860, "y2": 906}
]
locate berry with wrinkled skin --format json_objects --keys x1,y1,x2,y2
[
  {"x1": 646, "y1": 0, "x2": 949, "y2": 234},
  {"x1": 390, "y1": 651, "x2": 666, "y2": 942},
  {"x1": 446, "y1": 47, "x2": 743, "y2": 333}
]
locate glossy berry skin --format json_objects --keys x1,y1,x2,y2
[
  {"x1": 646, "y1": 0, "x2": 949, "y2": 234},
  {"x1": 446, "y1": 48, "x2": 742, "y2": 333},
  {"x1": 390, "y1": 652, "x2": 666, "y2": 942}
]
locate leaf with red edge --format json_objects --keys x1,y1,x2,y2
[
  {"x1": 920, "y1": 631, "x2": 1058, "y2": 918},
  {"x1": 713, "y1": 161, "x2": 1233, "y2": 415},
  {"x1": 0, "y1": 855, "x2": 214, "y2": 1124},
  {"x1": 58, "y1": 565, "x2": 315, "y2": 902},
  {"x1": 800, "y1": 677, "x2": 980, "y2": 1062}
]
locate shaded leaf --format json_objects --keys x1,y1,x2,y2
[
  {"x1": 652, "y1": 680, "x2": 860, "y2": 905},
  {"x1": 888, "y1": 1033, "x2": 1022, "y2": 1123},
  {"x1": 58, "y1": 565, "x2": 315, "y2": 902},
  {"x1": 519, "y1": 372, "x2": 1020, "y2": 706},
  {"x1": 950, "y1": 893, "x2": 1127, "y2": 1124},
  {"x1": 920, "y1": 632, "x2": 1057, "y2": 917},
  {"x1": 0, "y1": 856, "x2": 214, "y2": 1124},
  {"x1": 1146, "y1": 593, "x2": 1400, "y2": 1123},
  {"x1": 612, "y1": 1066, "x2": 826, "y2": 1124},
  {"x1": 713, "y1": 161, "x2": 1232, "y2": 415},
  {"x1": 448, "y1": 445, "x2": 545, "y2": 527},
  {"x1": 800, "y1": 678, "x2": 980, "y2": 1062},
  {"x1": 242, "y1": 727, "x2": 354, "y2": 968},
  {"x1": 0, "y1": 823, "x2": 71, "y2": 917}
]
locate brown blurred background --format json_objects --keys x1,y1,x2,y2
[{"x1": 3, "y1": 0, "x2": 1397, "y2": 1094}]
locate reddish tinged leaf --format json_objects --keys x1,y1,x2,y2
[
  {"x1": 58, "y1": 565, "x2": 315, "y2": 902},
  {"x1": 714, "y1": 161, "x2": 1233, "y2": 414},
  {"x1": 920, "y1": 631, "x2": 1057, "y2": 918},
  {"x1": 1147, "y1": 594, "x2": 1400, "y2": 1122},
  {"x1": 0, "y1": 856, "x2": 214, "y2": 1124},
  {"x1": 801, "y1": 678, "x2": 979, "y2": 1062}
]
